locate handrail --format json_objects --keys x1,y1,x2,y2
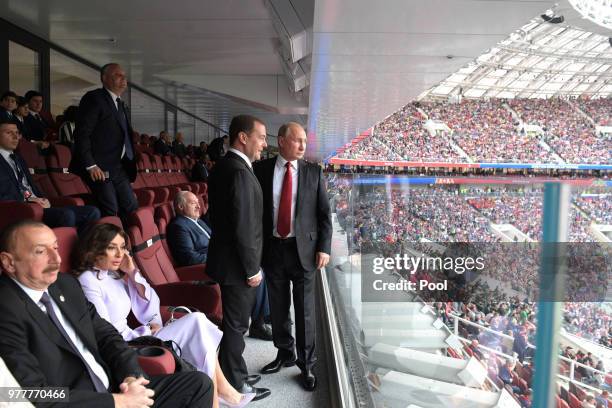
[
  {"x1": 446, "y1": 314, "x2": 610, "y2": 391},
  {"x1": 318, "y1": 267, "x2": 357, "y2": 408}
]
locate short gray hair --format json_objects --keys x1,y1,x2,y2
[{"x1": 174, "y1": 190, "x2": 191, "y2": 212}]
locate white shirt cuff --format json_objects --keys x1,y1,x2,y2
[{"x1": 86, "y1": 164, "x2": 98, "y2": 170}]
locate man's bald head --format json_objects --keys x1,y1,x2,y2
[{"x1": 174, "y1": 190, "x2": 201, "y2": 219}]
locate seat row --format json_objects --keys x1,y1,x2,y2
[{"x1": 13, "y1": 140, "x2": 207, "y2": 210}]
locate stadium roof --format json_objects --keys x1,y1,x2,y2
[{"x1": 420, "y1": 19, "x2": 612, "y2": 100}]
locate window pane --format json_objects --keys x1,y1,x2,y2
[
  {"x1": 166, "y1": 109, "x2": 176, "y2": 135},
  {"x1": 50, "y1": 50, "x2": 99, "y2": 117},
  {"x1": 130, "y1": 88, "x2": 165, "y2": 136},
  {"x1": 9, "y1": 41, "x2": 39, "y2": 96},
  {"x1": 177, "y1": 111, "x2": 195, "y2": 146}
]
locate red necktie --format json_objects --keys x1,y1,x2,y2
[{"x1": 277, "y1": 162, "x2": 292, "y2": 238}]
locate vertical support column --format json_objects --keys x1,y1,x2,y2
[{"x1": 532, "y1": 183, "x2": 569, "y2": 408}]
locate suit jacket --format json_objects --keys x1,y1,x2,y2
[
  {"x1": 154, "y1": 139, "x2": 172, "y2": 156},
  {"x1": 0, "y1": 151, "x2": 43, "y2": 201},
  {"x1": 0, "y1": 274, "x2": 144, "y2": 408},
  {"x1": 69, "y1": 88, "x2": 137, "y2": 182},
  {"x1": 167, "y1": 215, "x2": 211, "y2": 266},
  {"x1": 24, "y1": 113, "x2": 49, "y2": 141},
  {"x1": 207, "y1": 151, "x2": 263, "y2": 285},
  {"x1": 254, "y1": 157, "x2": 332, "y2": 272}
]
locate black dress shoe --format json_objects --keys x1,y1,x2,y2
[
  {"x1": 244, "y1": 374, "x2": 261, "y2": 386},
  {"x1": 261, "y1": 355, "x2": 297, "y2": 374},
  {"x1": 249, "y1": 322, "x2": 273, "y2": 341},
  {"x1": 301, "y1": 369, "x2": 317, "y2": 391},
  {"x1": 238, "y1": 384, "x2": 271, "y2": 401}
]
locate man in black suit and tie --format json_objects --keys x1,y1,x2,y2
[
  {"x1": 0, "y1": 220, "x2": 214, "y2": 407},
  {"x1": 167, "y1": 190, "x2": 211, "y2": 266},
  {"x1": 0, "y1": 91, "x2": 19, "y2": 124},
  {"x1": 70, "y1": 63, "x2": 138, "y2": 221},
  {"x1": 254, "y1": 122, "x2": 332, "y2": 391},
  {"x1": 207, "y1": 114, "x2": 270, "y2": 401},
  {"x1": 0, "y1": 120, "x2": 100, "y2": 233}
]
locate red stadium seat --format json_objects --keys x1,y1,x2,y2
[
  {"x1": 45, "y1": 144, "x2": 92, "y2": 201},
  {"x1": 568, "y1": 393, "x2": 581, "y2": 408},
  {"x1": 127, "y1": 207, "x2": 222, "y2": 324},
  {"x1": 557, "y1": 396, "x2": 570, "y2": 408},
  {"x1": 136, "y1": 347, "x2": 175, "y2": 376},
  {"x1": 16, "y1": 139, "x2": 59, "y2": 197},
  {"x1": 0, "y1": 201, "x2": 44, "y2": 231},
  {"x1": 53, "y1": 227, "x2": 78, "y2": 274}
]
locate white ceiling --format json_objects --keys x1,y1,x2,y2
[{"x1": 3, "y1": 0, "x2": 604, "y2": 159}]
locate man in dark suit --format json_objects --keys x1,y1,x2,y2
[
  {"x1": 254, "y1": 122, "x2": 332, "y2": 391},
  {"x1": 70, "y1": 63, "x2": 138, "y2": 221},
  {"x1": 24, "y1": 90, "x2": 54, "y2": 142},
  {"x1": 207, "y1": 114, "x2": 270, "y2": 400},
  {"x1": 0, "y1": 91, "x2": 19, "y2": 124},
  {"x1": 172, "y1": 132, "x2": 187, "y2": 158},
  {"x1": 167, "y1": 190, "x2": 211, "y2": 266},
  {"x1": 0, "y1": 120, "x2": 100, "y2": 233},
  {"x1": 154, "y1": 131, "x2": 173, "y2": 156},
  {"x1": 0, "y1": 220, "x2": 214, "y2": 407}
]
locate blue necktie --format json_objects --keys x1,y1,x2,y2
[
  {"x1": 116, "y1": 98, "x2": 134, "y2": 160},
  {"x1": 40, "y1": 293, "x2": 108, "y2": 393}
]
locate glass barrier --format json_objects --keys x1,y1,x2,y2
[{"x1": 325, "y1": 172, "x2": 611, "y2": 408}]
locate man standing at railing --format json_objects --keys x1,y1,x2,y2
[{"x1": 254, "y1": 122, "x2": 332, "y2": 391}]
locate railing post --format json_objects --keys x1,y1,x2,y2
[
  {"x1": 454, "y1": 315, "x2": 459, "y2": 336},
  {"x1": 569, "y1": 360, "x2": 575, "y2": 381},
  {"x1": 532, "y1": 183, "x2": 569, "y2": 408}
]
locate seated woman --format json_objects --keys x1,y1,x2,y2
[{"x1": 73, "y1": 223, "x2": 253, "y2": 408}]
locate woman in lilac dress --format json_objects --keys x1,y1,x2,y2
[{"x1": 73, "y1": 223, "x2": 253, "y2": 408}]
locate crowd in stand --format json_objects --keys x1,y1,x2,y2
[
  {"x1": 510, "y1": 98, "x2": 610, "y2": 165},
  {"x1": 577, "y1": 98, "x2": 612, "y2": 126},
  {"x1": 367, "y1": 105, "x2": 461, "y2": 162},
  {"x1": 328, "y1": 176, "x2": 610, "y2": 350},
  {"x1": 335, "y1": 97, "x2": 611, "y2": 165}
]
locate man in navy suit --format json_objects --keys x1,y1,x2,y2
[
  {"x1": 70, "y1": 63, "x2": 138, "y2": 221},
  {"x1": 167, "y1": 191, "x2": 211, "y2": 266},
  {"x1": 0, "y1": 120, "x2": 100, "y2": 233}
]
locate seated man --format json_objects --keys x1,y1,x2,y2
[
  {"x1": 0, "y1": 220, "x2": 214, "y2": 408},
  {"x1": 167, "y1": 191, "x2": 211, "y2": 266},
  {"x1": 154, "y1": 131, "x2": 172, "y2": 156},
  {"x1": 167, "y1": 191, "x2": 272, "y2": 340},
  {"x1": 0, "y1": 120, "x2": 100, "y2": 233}
]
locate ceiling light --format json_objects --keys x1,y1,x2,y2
[{"x1": 568, "y1": 0, "x2": 612, "y2": 30}]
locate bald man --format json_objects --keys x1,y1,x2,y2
[
  {"x1": 167, "y1": 191, "x2": 212, "y2": 266},
  {"x1": 254, "y1": 122, "x2": 332, "y2": 391},
  {"x1": 0, "y1": 220, "x2": 214, "y2": 408}
]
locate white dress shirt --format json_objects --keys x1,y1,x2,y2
[
  {"x1": 11, "y1": 279, "x2": 110, "y2": 390},
  {"x1": 187, "y1": 216, "x2": 211, "y2": 239},
  {"x1": 272, "y1": 155, "x2": 298, "y2": 238},
  {"x1": 227, "y1": 147, "x2": 252, "y2": 168}
]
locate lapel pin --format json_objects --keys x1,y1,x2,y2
[{"x1": 59, "y1": 295, "x2": 65, "y2": 302}]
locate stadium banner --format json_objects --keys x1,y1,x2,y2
[
  {"x1": 350, "y1": 176, "x2": 601, "y2": 186},
  {"x1": 327, "y1": 157, "x2": 612, "y2": 171}
]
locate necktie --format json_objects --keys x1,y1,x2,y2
[
  {"x1": 40, "y1": 293, "x2": 108, "y2": 393},
  {"x1": 277, "y1": 162, "x2": 292, "y2": 238},
  {"x1": 116, "y1": 98, "x2": 134, "y2": 160},
  {"x1": 9, "y1": 153, "x2": 30, "y2": 199}
]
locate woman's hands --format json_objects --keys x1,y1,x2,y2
[{"x1": 119, "y1": 252, "x2": 137, "y2": 276}]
